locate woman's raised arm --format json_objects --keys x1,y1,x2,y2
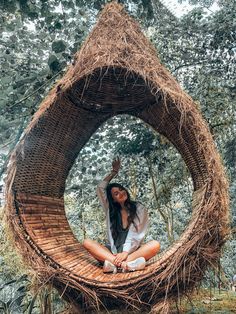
[
  {"x1": 102, "y1": 157, "x2": 121, "y2": 182},
  {"x1": 96, "y1": 157, "x2": 121, "y2": 211}
]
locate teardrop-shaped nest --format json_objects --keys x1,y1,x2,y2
[{"x1": 5, "y1": 2, "x2": 229, "y2": 312}]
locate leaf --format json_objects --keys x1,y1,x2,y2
[
  {"x1": 0, "y1": 299, "x2": 7, "y2": 307},
  {"x1": 52, "y1": 40, "x2": 66, "y2": 53},
  {"x1": 9, "y1": 293, "x2": 26, "y2": 308},
  {"x1": 27, "y1": 291, "x2": 38, "y2": 314},
  {"x1": 48, "y1": 55, "x2": 60, "y2": 72},
  {"x1": 0, "y1": 1, "x2": 17, "y2": 13},
  {"x1": 54, "y1": 21, "x2": 62, "y2": 30},
  {"x1": 16, "y1": 285, "x2": 27, "y2": 292},
  {"x1": 0, "y1": 279, "x2": 16, "y2": 291}
]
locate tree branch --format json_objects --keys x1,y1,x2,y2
[
  {"x1": 172, "y1": 60, "x2": 209, "y2": 73},
  {"x1": 8, "y1": 69, "x2": 63, "y2": 109}
]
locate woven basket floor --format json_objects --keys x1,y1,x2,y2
[{"x1": 17, "y1": 192, "x2": 164, "y2": 283}]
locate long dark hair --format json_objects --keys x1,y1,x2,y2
[{"x1": 106, "y1": 183, "x2": 139, "y2": 239}]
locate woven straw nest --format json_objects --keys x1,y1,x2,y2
[{"x1": 5, "y1": 2, "x2": 229, "y2": 312}]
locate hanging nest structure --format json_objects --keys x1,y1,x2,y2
[{"x1": 5, "y1": 2, "x2": 229, "y2": 312}]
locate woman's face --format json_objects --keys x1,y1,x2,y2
[{"x1": 111, "y1": 187, "x2": 128, "y2": 204}]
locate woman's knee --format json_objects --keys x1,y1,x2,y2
[
  {"x1": 83, "y1": 238, "x2": 94, "y2": 249},
  {"x1": 150, "y1": 240, "x2": 161, "y2": 254}
]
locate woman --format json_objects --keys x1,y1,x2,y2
[{"x1": 83, "y1": 158, "x2": 160, "y2": 273}]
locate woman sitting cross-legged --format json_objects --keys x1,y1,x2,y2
[{"x1": 83, "y1": 158, "x2": 160, "y2": 273}]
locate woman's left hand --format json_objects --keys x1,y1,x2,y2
[
  {"x1": 113, "y1": 252, "x2": 129, "y2": 266},
  {"x1": 112, "y1": 157, "x2": 121, "y2": 173}
]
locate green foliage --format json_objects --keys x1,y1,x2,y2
[
  {"x1": 51, "y1": 40, "x2": 66, "y2": 53},
  {"x1": 0, "y1": 275, "x2": 30, "y2": 314},
  {"x1": 65, "y1": 114, "x2": 193, "y2": 248},
  {"x1": 173, "y1": 289, "x2": 236, "y2": 313}
]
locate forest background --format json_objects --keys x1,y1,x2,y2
[{"x1": 0, "y1": 0, "x2": 235, "y2": 313}]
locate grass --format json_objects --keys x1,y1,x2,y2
[{"x1": 174, "y1": 289, "x2": 236, "y2": 313}]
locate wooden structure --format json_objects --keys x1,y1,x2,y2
[{"x1": 5, "y1": 2, "x2": 229, "y2": 312}]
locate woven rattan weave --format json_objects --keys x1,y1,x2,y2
[{"x1": 5, "y1": 2, "x2": 229, "y2": 312}]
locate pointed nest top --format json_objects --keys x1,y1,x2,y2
[{"x1": 40, "y1": 1, "x2": 193, "y2": 116}]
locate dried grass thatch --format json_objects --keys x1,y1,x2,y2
[{"x1": 5, "y1": 2, "x2": 229, "y2": 312}]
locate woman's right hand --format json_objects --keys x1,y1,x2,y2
[{"x1": 112, "y1": 157, "x2": 121, "y2": 173}]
